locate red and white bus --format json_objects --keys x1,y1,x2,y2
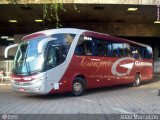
[{"x1": 5, "y1": 28, "x2": 153, "y2": 96}]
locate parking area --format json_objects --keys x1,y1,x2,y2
[{"x1": 0, "y1": 75, "x2": 160, "y2": 119}]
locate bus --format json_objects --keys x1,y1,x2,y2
[{"x1": 4, "y1": 28, "x2": 153, "y2": 96}]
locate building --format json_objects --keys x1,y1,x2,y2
[{"x1": 0, "y1": 0, "x2": 160, "y2": 76}]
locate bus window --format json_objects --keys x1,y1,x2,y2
[
  {"x1": 124, "y1": 43, "x2": 132, "y2": 57},
  {"x1": 85, "y1": 42, "x2": 92, "y2": 55},
  {"x1": 131, "y1": 45, "x2": 141, "y2": 59},
  {"x1": 138, "y1": 46, "x2": 152, "y2": 59},
  {"x1": 140, "y1": 47, "x2": 147, "y2": 59},
  {"x1": 46, "y1": 44, "x2": 69, "y2": 70},
  {"x1": 65, "y1": 34, "x2": 74, "y2": 45},
  {"x1": 106, "y1": 42, "x2": 112, "y2": 57},
  {"x1": 112, "y1": 42, "x2": 124, "y2": 57},
  {"x1": 75, "y1": 36, "x2": 93, "y2": 56},
  {"x1": 140, "y1": 47, "x2": 144, "y2": 59},
  {"x1": 47, "y1": 45, "x2": 60, "y2": 69},
  {"x1": 95, "y1": 39, "x2": 107, "y2": 56},
  {"x1": 51, "y1": 33, "x2": 75, "y2": 45},
  {"x1": 147, "y1": 46, "x2": 153, "y2": 59}
]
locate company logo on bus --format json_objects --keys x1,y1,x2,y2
[
  {"x1": 111, "y1": 57, "x2": 135, "y2": 77},
  {"x1": 134, "y1": 61, "x2": 152, "y2": 67},
  {"x1": 81, "y1": 57, "x2": 152, "y2": 77},
  {"x1": 111, "y1": 57, "x2": 152, "y2": 76}
]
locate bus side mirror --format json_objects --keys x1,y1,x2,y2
[
  {"x1": 38, "y1": 37, "x2": 57, "y2": 54},
  {"x1": 4, "y1": 44, "x2": 19, "y2": 58}
]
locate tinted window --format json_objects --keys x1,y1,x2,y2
[
  {"x1": 75, "y1": 35, "x2": 152, "y2": 59},
  {"x1": 95, "y1": 40, "x2": 108, "y2": 56},
  {"x1": 106, "y1": 42, "x2": 112, "y2": 57},
  {"x1": 112, "y1": 42, "x2": 124, "y2": 57},
  {"x1": 75, "y1": 36, "x2": 93, "y2": 56},
  {"x1": 130, "y1": 45, "x2": 141, "y2": 59},
  {"x1": 51, "y1": 34, "x2": 75, "y2": 45},
  {"x1": 46, "y1": 44, "x2": 69, "y2": 70},
  {"x1": 124, "y1": 43, "x2": 132, "y2": 57},
  {"x1": 140, "y1": 47, "x2": 147, "y2": 59},
  {"x1": 147, "y1": 46, "x2": 152, "y2": 59}
]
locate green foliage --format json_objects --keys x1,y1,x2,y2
[
  {"x1": 10, "y1": 0, "x2": 80, "y2": 29},
  {"x1": 43, "y1": 1, "x2": 80, "y2": 28},
  {"x1": 43, "y1": 2, "x2": 66, "y2": 28},
  {"x1": 10, "y1": 0, "x2": 17, "y2": 4}
]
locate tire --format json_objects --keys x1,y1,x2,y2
[
  {"x1": 133, "y1": 74, "x2": 141, "y2": 87},
  {"x1": 72, "y1": 78, "x2": 85, "y2": 96}
]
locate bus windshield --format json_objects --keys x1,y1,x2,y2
[{"x1": 13, "y1": 33, "x2": 75, "y2": 75}]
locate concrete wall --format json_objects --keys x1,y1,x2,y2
[{"x1": 69, "y1": 22, "x2": 160, "y2": 37}]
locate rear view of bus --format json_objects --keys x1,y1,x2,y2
[{"x1": 7, "y1": 28, "x2": 83, "y2": 94}]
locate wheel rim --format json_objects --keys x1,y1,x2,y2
[{"x1": 73, "y1": 82, "x2": 82, "y2": 94}]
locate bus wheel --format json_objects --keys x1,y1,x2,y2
[
  {"x1": 72, "y1": 78, "x2": 85, "y2": 96},
  {"x1": 133, "y1": 74, "x2": 141, "y2": 87}
]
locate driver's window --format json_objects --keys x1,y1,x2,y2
[
  {"x1": 46, "y1": 44, "x2": 68, "y2": 70},
  {"x1": 47, "y1": 45, "x2": 57, "y2": 68}
]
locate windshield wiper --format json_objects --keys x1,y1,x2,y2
[{"x1": 30, "y1": 69, "x2": 41, "y2": 75}]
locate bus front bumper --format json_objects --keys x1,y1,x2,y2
[{"x1": 11, "y1": 78, "x2": 47, "y2": 94}]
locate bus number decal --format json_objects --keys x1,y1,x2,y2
[{"x1": 84, "y1": 36, "x2": 92, "y2": 41}]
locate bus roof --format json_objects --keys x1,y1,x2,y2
[
  {"x1": 22, "y1": 28, "x2": 83, "y2": 41},
  {"x1": 82, "y1": 30, "x2": 151, "y2": 48},
  {"x1": 22, "y1": 28, "x2": 151, "y2": 48}
]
